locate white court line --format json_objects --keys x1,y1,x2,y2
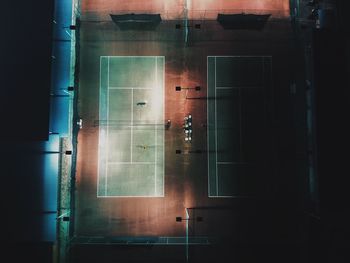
[
  {"x1": 214, "y1": 57, "x2": 219, "y2": 196},
  {"x1": 108, "y1": 162, "x2": 155, "y2": 165},
  {"x1": 131, "y1": 89, "x2": 133, "y2": 162},
  {"x1": 208, "y1": 56, "x2": 272, "y2": 198},
  {"x1": 217, "y1": 162, "x2": 253, "y2": 165},
  {"x1": 97, "y1": 56, "x2": 102, "y2": 197},
  {"x1": 215, "y1": 86, "x2": 262, "y2": 90},
  {"x1": 101, "y1": 55, "x2": 161, "y2": 58},
  {"x1": 108, "y1": 87, "x2": 153, "y2": 90},
  {"x1": 209, "y1": 55, "x2": 272, "y2": 58},
  {"x1": 154, "y1": 57, "x2": 157, "y2": 195},
  {"x1": 208, "y1": 195, "x2": 253, "y2": 198},
  {"x1": 97, "y1": 195, "x2": 165, "y2": 198},
  {"x1": 207, "y1": 57, "x2": 210, "y2": 197},
  {"x1": 162, "y1": 57, "x2": 165, "y2": 196},
  {"x1": 99, "y1": 56, "x2": 165, "y2": 197},
  {"x1": 105, "y1": 57, "x2": 110, "y2": 196}
]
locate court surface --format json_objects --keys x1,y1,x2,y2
[
  {"x1": 207, "y1": 56, "x2": 272, "y2": 197},
  {"x1": 98, "y1": 56, "x2": 165, "y2": 197}
]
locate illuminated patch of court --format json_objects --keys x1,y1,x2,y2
[{"x1": 98, "y1": 56, "x2": 165, "y2": 197}]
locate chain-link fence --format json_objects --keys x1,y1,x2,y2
[{"x1": 55, "y1": 1, "x2": 81, "y2": 263}]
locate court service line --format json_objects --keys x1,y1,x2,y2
[
  {"x1": 212, "y1": 55, "x2": 272, "y2": 58},
  {"x1": 108, "y1": 162, "x2": 155, "y2": 165},
  {"x1": 163, "y1": 58, "x2": 165, "y2": 196},
  {"x1": 209, "y1": 195, "x2": 252, "y2": 198},
  {"x1": 215, "y1": 86, "x2": 262, "y2": 90},
  {"x1": 162, "y1": 57, "x2": 165, "y2": 196},
  {"x1": 105, "y1": 57, "x2": 110, "y2": 196},
  {"x1": 154, "y1": 57, "x2": 157, "y2": 195},
  {"x1": 108, "y1": 87, "x2": 153, "y2": 90},
  {"x1": 131, "y1": 89, "x2": 133, "y2": 162},
  {"x1": 217, "y1": 162, "x2": 253, "y2": 165},
  {"x1": 207, "y1": 57, "x2": 210, "y2": 197},
  {"x1": 97, "y1": 56, "x2": 102, "y2": 197},
  {"x1": 102, "y1": 55, "x2": 161, "y2": 58},
  {"x1": 98, "y1": 195, "x2": 165, "y2": 198},
  {"x1": 214, "y1": 57, "x2": 219, "y2": 196}
]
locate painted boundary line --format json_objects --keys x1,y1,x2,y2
[
  {"x1": 154, "y1": 57, "x2": 158, "y2": 195},
  {"x1": 207, "y1": 56, "x2": 271, "y2": 198},
  {"x1": 97, "y1": 56, "x2": 165, "y2": 198}
]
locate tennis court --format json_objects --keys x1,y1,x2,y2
[
  {"x1": 98, "y1": 56, "x2": 165, "y2": 197},
  {"x1": 207, "y1": 56, "x2": 272, "y2": 197}
]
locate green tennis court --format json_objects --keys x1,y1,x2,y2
[
  {"x1": 98, "y1": 56, "x2": 165, "y2": 197},
  {"x1": 207, "y1": 56, "x2": 272, "y2": 197}
]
